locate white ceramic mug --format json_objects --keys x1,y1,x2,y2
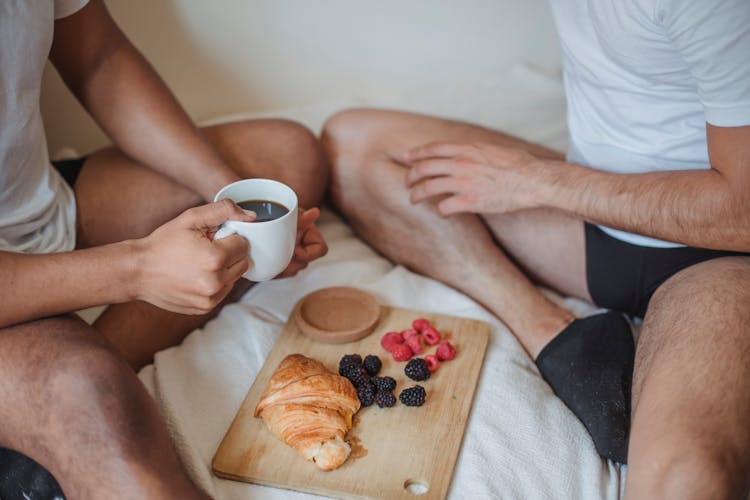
[{"x1": 213, "y1": 178, "x2": 298, "y2": 282}]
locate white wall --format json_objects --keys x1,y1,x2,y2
[{"x1": 41, "y1": 0, "x2": 561, "y2": 155}]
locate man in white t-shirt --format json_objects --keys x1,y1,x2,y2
[
  {"x1": 0, "y1": 1, "x2": 328, "y2": 497},
  {"x1": 323, "y1": 0, "x2": 750, "y2": 496}
]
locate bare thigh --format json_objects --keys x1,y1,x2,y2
[
  {"x1": 74, "y1": 118, "x2": 327, "y2": 247},
  {"x1": 323, "y1": 108, "x2": 589, "y2": 300},
  {"x1": 626, "y1": 256, "x2": 750, "y2": 499}
]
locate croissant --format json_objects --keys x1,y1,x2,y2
[{"x1": 254, "y1": 354, "x2": 360, "y2": 471}]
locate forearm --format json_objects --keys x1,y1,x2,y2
[
  {"x1": 543, "y1": 161, "x2": 750, "y2": 251},
  {"x1": 0, "y1": 243, "x2": 138, "y2": 328},
  {"x1": 50, "y1": 2, "x2": 239, "y2": 201},
  {"x1": 80, "y1": 46, "x2": 237, "y2": 200}
]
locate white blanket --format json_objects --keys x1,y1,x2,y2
[{"x1": 138, "y1": 66, "x2": 626, "y2": 499}]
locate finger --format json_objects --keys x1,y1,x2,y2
[
  {"x1": 404, "y1": 142, "x2": 469, "y2": 163},
  {"x1": 156, "y1": 297, "x2": 208, "y2": 316},
  {"x1": 208, "y1": 282, "x2": 235, "y2": 307},
  {"x1": 220, "y1": 254, "x2": 250, "y2": 283},
  {"x1": 296, "y1": 207, "x2": 320, "y2": 233},
  {"x1": 437, "y1": 195, "x2": 474, "y2": 216},
  {"x1": 185, "y1": 199, "x2": 256, "y2": 230},
  {"x1": 212, "y1": 233, "x2": 250, "y2": 263},
  {"x1": 296, "y1": 225, "x2": 327, "y2": 257},
  {"x1": 295, "y1": 237, "x2": 328, "y2": 262},
  {"x1": 278, "y1": 259, "x2": 308, "y2": 279},
  {"x1": 405, "y1": 158, "x2": 461, "y2": 187},
  {"x1": 409, "y1": 177, "x2": 462, "y2": 204}
]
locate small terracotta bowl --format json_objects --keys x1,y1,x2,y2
[{"x1": 293, "y1": 287, "x2": 381, "y2": 344}]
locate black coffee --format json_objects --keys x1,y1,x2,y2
[{"x1": 237, "y1": 199, "x2": 289, "y2": 222}]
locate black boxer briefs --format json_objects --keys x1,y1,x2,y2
[
  {"x1": 51, "y1": 156, "x2": 87, "y2": 188},
  {"x1": 584, "y1": 223, "x2": 749, "y2": 318}
]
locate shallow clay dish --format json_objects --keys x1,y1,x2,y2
[{"x1": 293, "y1": 287, "x2": 381, "y2": 344}]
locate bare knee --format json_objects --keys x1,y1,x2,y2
[
  {"x1": 208, "y1": 118, "x2": 329, "y2": 208},
  {"x1": 44, "y1": 338, "x2": 157, "y2": 453},
  {"x1": 322, "y1": 108, "x2": 400, "y2": 211},
  {"x1": 322, "y1": 108, "x2": 393, "y2": 168},
  {"x1": 258, "y1": 119, "x2": 329, "y2": 208}
]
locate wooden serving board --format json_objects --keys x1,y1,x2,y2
[{"x1": 212, "y1": 304, "x2": 490, "y2": 500}]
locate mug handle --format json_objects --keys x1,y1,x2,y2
[{"x1": 215, "y1": 221, "x2": 240, "y2": 241}]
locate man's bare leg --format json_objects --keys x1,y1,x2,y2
[
  {"x1": 75, "y1": 119, "x2": 328, "y2": 368},
  {"x1": 626, "y1": 256, "x2": 750, "y2": 499},
  {"x1": 322, "y1": 109, "x2": 585, "y2": 357},
  {"x1": 323, "y1": 109, "x2": 635, "y2": 462},
  {"x1": 0, "y1": 316, "x2": 207, "y2": 498}
]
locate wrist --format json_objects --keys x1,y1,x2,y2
[
  {"x1": 117, "y1": 238, "x2": 146, "y2": 303},
  {"x1": 527, "y1": 158, "x2": 566, "y2": 210}
]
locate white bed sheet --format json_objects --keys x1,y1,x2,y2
[{"x1": 138, "y1": 65, "x2": 626, "y2": 499}]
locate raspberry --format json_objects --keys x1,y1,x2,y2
[
  {"x1": 404, "y1": 335, "x2": 422, "y2": 355},
  {"x1": 357, "y1": 384, "x2": 376, "y2": 407},
  {"x1": 391, "y1": 343, "x2": 413, "y2": 362},
  {"x1": 380, "y1": 331, "x2": 404, "y2": 352},
  {"x1": 404, "y1": 358, "x2": 431, "y2": 381},
  {"x1": 372, "y1": 376, "x2": 396, "y2": 392},
  {"x1": 412, "y1": 318, "x2": 431, "y2": 332},
  {"x1": 399, "y1": 385, "x2": 426, "y2": 407},
  {"x1": 341, "y1": 363, "x2": 369, "y2": 387},
  {"x1": 401, "y1": 328, "x2": 419, "y2": 340},
  {"x1": 363, "y1": 354, "x2": 382, "y2": 376},
  {"x1": 424, "y1": 354, "x2": 440, "y2": 372},
  {"x1": 436, "y1": 341, "x2": 456, "y2": 361},
  {"x1": 422, "y1": 326, "x2": 442, "y2": 346},
  {"x1": 338, "y1": 354, "x2": 362, "y2": 375},
  {"x1": 375, "y1": 390, "x2": 396, "y2": 408}
]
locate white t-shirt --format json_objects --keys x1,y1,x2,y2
[
  {"x1": 0, "y1": 0, "x2": 89, "y2": 254},
  {"x1": 548, "y1": 0, "x2": 750, "y2": 247}
]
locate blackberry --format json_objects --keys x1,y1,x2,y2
[
  {"x1": 338, "y1": 354, "x2": 362, "y2": 375},
  {"x1": 399, "y1": 385, "x2": 426, "y2": 407},
  {"x1": 372, "y1": 376, "x2": 396, "y2": 393},
  {"x1": 363, "y1": 354, "x2": 382, "y2": 376},
  {"x1": 357, "y1": 384, "x2": 376, "y2": 407},
  {"x1": 341, "y1": 363, "x2": 369, "y2": 387},
  {"x1": 375, "y1": 390, "x2": 396, "y2": 408},
  {"x1": 404, "y1": 358, "x2": 431, "y2": 381},
  {"x1": 358, "y1": 378, "x2": 376, "y2": 394}
]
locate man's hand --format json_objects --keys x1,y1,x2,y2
[
  {"x1": 131, "y1": 200, "x2": 255, "y2": 314},
  {"x1": 402, "y1": 142, "x2": 552, "y2": 216},
  {"x1": 277, "y1": 208, "x2": 328, "y2": 278}
]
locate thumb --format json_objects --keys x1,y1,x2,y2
[{"x1": 183, "y1": 200, "x2": 256, "y2": 230}]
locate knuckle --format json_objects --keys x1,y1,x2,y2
[
  {"x1": 217, "y1": 198, "x2": 235, "y2": 211},
  {"x1": 180, "y1": 206, "x2": 199, "y2": 224}
]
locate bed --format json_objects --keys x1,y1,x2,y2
[{"x1": 135, "y1": 65, "x2": 627, "y2": 499}]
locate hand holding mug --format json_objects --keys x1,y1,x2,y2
[
  {"x1": 277, "y1": 207, "x2": 328, "y2": 278},
  {"x1": 132, "y1": 200, "x2": 255, "y2": 315}
]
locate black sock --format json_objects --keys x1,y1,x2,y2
[
  {"x1": 534, "y1": 311, "x2": 634, "y2": 464},
  {"x1": 0, "y1": 447, "x2": 65, "y2": 500}
]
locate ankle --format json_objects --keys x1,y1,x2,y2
[{"x1": 511, "y1": 307, "x2": 575, "y2": 359}]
